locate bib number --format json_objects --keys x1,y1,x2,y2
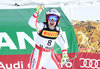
[{"x1": 47, "y1": 40, "x2": 52, "y2": 46}]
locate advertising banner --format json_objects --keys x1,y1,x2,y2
[{"x1": 0, "y1": 8, "x2": 78, "y2": 69}]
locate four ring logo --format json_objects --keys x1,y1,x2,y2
[{"x1": 80, "y1": 58, "x2": 100, "y2": 69}]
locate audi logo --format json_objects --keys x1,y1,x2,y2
[{"x1": 80, "y1": 58, "x2": 100, "y2": 69}]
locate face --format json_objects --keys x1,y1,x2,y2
[
  {"x1": 47, "y1": 14, "x2": 59, "y2": 29},
  {"x1": 48, "y1": 20, "x2": 57, "y2": 29}
]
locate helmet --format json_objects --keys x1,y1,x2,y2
[
  {"x1": 46, "y1": 9, "x2": 60, "y2": 25},
  {"x1": 46, "y1": 9, "x2": 60, "y2": 17}
]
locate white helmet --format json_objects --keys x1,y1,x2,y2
[{"x1": 46, "y1": 9, "x2": 60, "y2": 17}]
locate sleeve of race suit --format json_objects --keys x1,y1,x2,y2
[
  {"x1": 28, "y1": 11, "x2": 44, "y2": 30},
  {"x1": 56, "y1": 28, "x2": 69, "y2": 53}
]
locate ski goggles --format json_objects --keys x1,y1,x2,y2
[{"x1": 48, "y1": 15, "x2": 59, "y2": 22}]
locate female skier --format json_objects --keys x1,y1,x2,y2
[{"x1": 28, "y1": 6, "x2": 69, "y2": 69}]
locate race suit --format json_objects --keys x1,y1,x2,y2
[{"x1": 28, "y1": 11, "x2": 69, "y2": 69}]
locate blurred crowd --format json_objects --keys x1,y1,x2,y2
[{"x1": 72, "y1": 20, "x2": 100, "y2": 54}]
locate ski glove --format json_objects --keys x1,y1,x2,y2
[
  {"x1": 61, "y1": 53, "x2": 69, "y2": 65},
  {"x1": 36, "y1": 5, "x2": 44, "y2": 15}
]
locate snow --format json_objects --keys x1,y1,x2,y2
[{"x1": 0, "y1": 0, "x2": 100, "y2": 21}]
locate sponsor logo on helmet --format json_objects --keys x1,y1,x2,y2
[{"x1": 49, "y1": 9, "x2": 55, "y2": 13}]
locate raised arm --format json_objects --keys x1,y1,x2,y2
[{"x1": 28, "y1": 6, "x2": 44, "y2": 30}]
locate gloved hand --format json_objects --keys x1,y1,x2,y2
[
  {"x1": 36, "y1": 5, "x2": 44, "y2": 15},
  {"x1": 61, "y1": 53, "x2": 69, "y2": 65}
]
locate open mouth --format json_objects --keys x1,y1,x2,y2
[{"x1": 50, "y1": 22, "x2": 54, "y2": 26}]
